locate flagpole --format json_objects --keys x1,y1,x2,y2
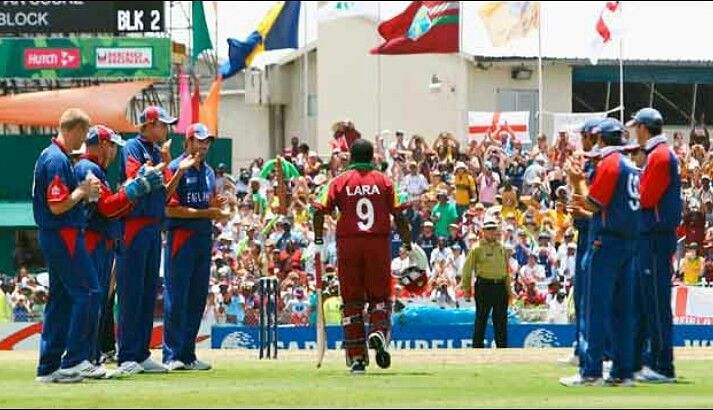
[
  {"x1": 619, "y1": 37, "x2": 624, "y2": 121},
  {"x1": 303, "y1": 2, "x2": 309, "y2": 146},
  {"x1": 537, "y1": 4, "x2": 544, "y2": 137},
  {"x1": 458, "y1": 1, "x2": 465, "y2": 143},
  {"x1": 377, "y1": 1, "x2": 382, "y2": 137},
  {"x1": 214, "y1": 1, "x2": 219, "y2": 76}
]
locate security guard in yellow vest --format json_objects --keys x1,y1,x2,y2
[{"x1": 461, "y1": 218, "x2": 511, "y2": 348}]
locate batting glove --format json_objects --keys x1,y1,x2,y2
[{"x1": 124, "y1": 177, "x2": 152, "y2": 201}]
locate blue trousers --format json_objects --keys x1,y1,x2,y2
[
  {"x1": 635, "y1": 233, "x2": 676, "y2": 378},
  {"x1": 162, "y1": 230, "x2": 211, "y2": 364},
  {"x1": 86, "y1": 234, "x2": 114, "y2": 364},
  {"x1": 117, "y1": 225, "x2": 161, "y2": 364},
  {"x1": 573, "y1": 230, "x2": 589, "y2": 357},
  {"x1": 37, "y1": 229, "x2": 99, "y2": 376},
  {"x1": 580, "y1": 235, "x2": 637, "y2": 379}
]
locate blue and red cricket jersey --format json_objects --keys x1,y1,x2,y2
[
  {"x1": 165, "y1": 153, "x2": 216, "y2": 236},
  {"x1": 587, "y1": 147, "x2": 641, "y2": 239},
  {"x1": 640, "y1": 135, "x2": 682, "y2": 233},
  {"x1": 75, "y1": 154, "x2": 133, "y2": 244},
  {"x1": 33, "y1": 138, "x2": 85, "y2": 230},
  {"x1": 119, "y1": 137, "x2": 165, "y2": 213}
]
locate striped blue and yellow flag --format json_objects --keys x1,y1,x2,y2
[{"x1": 220, "y1": 1, "x2": 301, "y2": 79}]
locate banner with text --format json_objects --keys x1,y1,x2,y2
[
  {"x1": 212, "y1": 323, "x2": 713, "y2": 350},
  {"x1": 0, "y1": 36, "x2": 171, "y2": 79},
  {"x1": 0, "y1": 2, "x2": 165, "y2": 34}
]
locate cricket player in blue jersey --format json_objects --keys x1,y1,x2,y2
[
  {"x1": 115, "y1": 106, "x2": 196, "y2": 375},
  {"x1": 628, "y1": 108, "x2": 682, "y2": 383},
  {"x1": 559, "y1": 117, "x2": 602, "y2": 367},
  {"x1": 162, "y1": 123, "x2": 229, "y2": 371},
  {"x1": 32, "y1": 109, "x2": 102, "y2": 383},
  {"x1": 74, "y1": 125, "x2": 162, "y2": 369},
  {"x1": 561, "y1": 118, "x2": 640, "y2": 387}
]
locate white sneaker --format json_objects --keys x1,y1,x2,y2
[
  {"x1": 557, "y1": 355, "x2": 579, "y2": 367},
  {"x1": 184, "y1": 360, "x2": 212, "y2": 371},
  {"x1": 635, "y1": 367, "x2": 676, "y2": 384},
  {"x1": 35, "y1": 368, "x2": 82, "y2": 384},
  {"x1": 559, "y1": 374, "x2": 604, "y2": 387},
  {"x1": 117, "y1": 361, "x2": 144, "y2": 376},
  {"x1": 102, "y1": 369, "x2": 130, "y2": 379},
  {"x1": 64, "y1": 360, "x2": 107, "y2": 379},
  {"x1": 165, "y1": 360, "x2": 186, "y2": 372},
  {"x1": 140, "y1": 357, "x2": 168, "y2": 373}
]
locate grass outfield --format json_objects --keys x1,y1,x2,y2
[{"x1": 1, "y1": 349, "x2": 713, "y2": 408}]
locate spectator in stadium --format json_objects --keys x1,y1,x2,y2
[
  {"x1": 391, "y1": 246, "x2": 412, "y2": 277},
  {"x1": 432, "y1": 191, "x2": 459, "y2": 238},
  {"x1": 430, "y1": 237, "x2": 453, "y2": 268},
  {"x1": 453, "y1": 162, "x2": 476, "y2": 216},
  {"x1": 519, "y1": 253, "x2": 546, "y2": 285},
  {"x1": 679, "y1": 243, "x2": 704, "y2": 286},
  {"x1": 401, "y1": 161, "x2": 429, "y2": 199},
  {"x1": 418, "y1": 221, "x2": 438, "y2": 262}
]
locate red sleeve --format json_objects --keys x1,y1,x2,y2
[
  {"x1": 97, "y1": 184, "x2": 133, "y2": 219},
  {"x1": 164, "y1": 167, "x2": 181, "y2": 207},
  {"x1": 46, "y1": 175, "x2": 70, "y2": 204},
  {"x1": 640, "y1": 147, "x2": 672, "y2": 209},
  {"x1": 588, "y1": 155, "x2": 620, "y2": 208},
  {"x1": 125, "y1": 156, "x2": 143, "y2": 180}
]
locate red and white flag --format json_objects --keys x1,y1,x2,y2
[
  {"x1": 589, "y1": 1, "x2": 622, "y2": 65},
  {"x1": 468, "y1": 111, "x2": 530, "y2": 144}
]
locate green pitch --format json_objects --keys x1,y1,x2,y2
[{"x1": 1, "y1": 349, "x2": 712, "y2": 408}]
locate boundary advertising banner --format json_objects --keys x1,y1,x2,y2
[{"x1": 0, "y1": 37, "x2": 171, "y2": 79}]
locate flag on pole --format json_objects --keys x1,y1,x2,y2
[
  {"x1": 191, "y1": 81, "x2": 201, "y2": 123},
  {"x1": 192, "y1": 1, "x2": 214, "y2": 61},
  {"x1": 478, "y1": 1, "x2": 540, "y2": 48},
  {"x1": 199, "y1": 78, "x2": 222, "y2": 136},
  {"x1": 370, "y1": 1, "x2": 459, "y2": 55},
  {"x1": 468, "y1": 111, "x2": 531, "y2": 144},
  {"x1": 220, "y1": 1, "x2": 301, "y2": 79},
  {"x1": 318, "y1": 1, "x2": 379, "y2": 22},
  {"x1": 589, "y1": 1, "x2": 621, "y2": 65},
  {"x1": 175, "y1": 68, "x2": 193, "y2": 133}
]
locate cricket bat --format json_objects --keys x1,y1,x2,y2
[{"x1": 315, "y1": 252, "x2": 327, "y2": 368}]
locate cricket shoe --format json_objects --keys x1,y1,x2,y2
[
  {"x1": 368, "y1": 332, "x2": 391, "y2": 369},
  {"x1": 635, "y1": 367, "x2": 676, "y2": 384},
  {"x1": 64, "y1": 360, "x2": 107, "y2": 380},
  {"x1": 557, "y1": 355, "x2": 579, "y2": 367},
  {"x1": 559, "y1": 374, "x2": 605, "y2": 387},
  {"x1": 184, "y1": 360, "x2": 212, "y2": 371},
  {"x1": 350, "y1": 359, "x2": 367, "y2": 375},
  {"x1": 35, "y1": 369, "x2": 82, "y2": 384},
  {"x1": 141, "y1": 357, "x2": 168, "y2": 373},
  {"x1": 99, "y1": 350, "x2": 116, "y2": 365},
  {"x1": 605, "y1": 378, "x2": 636, "y2": 387},
  {"x1": 165, "y1": 360, "x2": 186, "y2": 372},
  {"x1": 116, "y1": 361, "x2": 144, "y2": 376}
]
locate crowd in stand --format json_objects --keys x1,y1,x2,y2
[{"x1": 3, "y1": 121, "x2": 713, "y2": 325}]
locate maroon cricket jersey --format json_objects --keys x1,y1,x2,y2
[{"x1": 317, "y1": 167, "x2": 401, "y2": 239}]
